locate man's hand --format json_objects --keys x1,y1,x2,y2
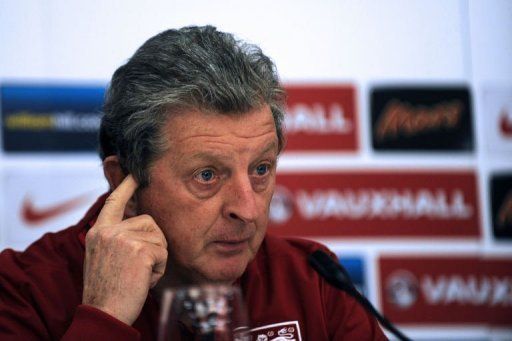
[{"x1": 82, "y1": 175, "x2": 168, "y2": 325}]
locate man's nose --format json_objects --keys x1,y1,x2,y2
[{"x1": 223, "y1": 174, "x2": 259, "y2": 223}]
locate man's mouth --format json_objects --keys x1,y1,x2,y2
[{"x1": 212, "y1": 238, "x2": 250, "y2": 254}]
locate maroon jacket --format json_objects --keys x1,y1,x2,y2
[{"x1": 0, "y1": 195, "x2": 387, "y2": 340}]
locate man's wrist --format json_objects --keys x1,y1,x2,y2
[{"x1": 62, "y1": 305, "x2": 140, "y2": 340}]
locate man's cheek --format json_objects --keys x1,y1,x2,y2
[{"x1": 168, "y1": 232, "x2": 198, "y2": 264}]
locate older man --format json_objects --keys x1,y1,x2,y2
[{"x1": 0, "y1": 26, "x2": 386, "y2": 340}]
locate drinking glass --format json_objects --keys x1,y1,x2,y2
[{"x1": 158, "y1": 285, "x2": 250, "y2": 341}]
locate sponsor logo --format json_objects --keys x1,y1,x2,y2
[
  {"x1": 1, "y1": 84, "x2": 105, "y2": 152},
  {"x1": 4, "y1": 111, "x2": 101, "y2": 132},
  {"x1": 375, "y1": 99, "x2": 463, "y2": 141},
  {"x1": 286, "y1": 103, "x2": 352, "y2": 134},
  {"x1": 420, "y1": 275, "x2": 512, "y2": 306},
  {"x1": 498, "y1": 191, "x2": 512, "y2": 228},
  {"x1": 2, "y1": 167, "x2": 106, "y2": 247},
  {"x1": 249, "y1": 321, "x2": 301, "y2": 341},
  {"x1": 338, "y1": 256, "x2": 366, "y2": 295},
  {"x1": 490, "y1": 174, "x2": 512, "y2": 240},
  {"x1": 379, "y1": 256, "x2": 512, "y2": 325},
  {"x1": 371, "y1": 86, "x2": 474, "y2": 151},
  {"x1": 389, "y1": 272, "x2": 512, "y2": 307},
  {"x1": 21, "y1": 193, "x2": 91, "y2": 225},
  {"x1": 283, "y1": 85, "x2": 358, "y2": 151},
  {"x1": 385, "y1": 270, "x2": 419, "y2": 309},
  {"x1": 500, "y1": 108, "x2": 512, "y2": 137},
  {"x1": 269, "y1": 186, "x2": 295, "y2": 224},
  {"x1": 482, "y1": 87, "x2": 512, "y2": 153},
  {"x1": 4, "y1": 111, "x2": 100, "y2": 132},
  {"x1": 268, "y1": 171, "x2": 480, "y2": 238},
  {"x1": 294, "y1": 188, "x2": 472, "y2": 220}
]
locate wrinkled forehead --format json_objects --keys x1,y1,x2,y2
[
  {"x1": 161, "y1": 106, "x2": 278, "y2": 156},
  {"x1": 168, "y1": 106, "x2": 275, "y2": 137}
]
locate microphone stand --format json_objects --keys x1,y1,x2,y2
[{"x1": 308, "y1": 250, "x2": 411, "y2": 341}]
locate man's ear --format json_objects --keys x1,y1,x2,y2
[{"x1": 103, "y1": 155, "x2": 138, "y2": 218}]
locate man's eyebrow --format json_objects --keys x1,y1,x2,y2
[
  {"x1": 188, "y1": 141, "x2": 278, "y2": 162},
  {"x1": 188, "y1": 151, "x2": 230, "y2": 162},
  {"x1": 258, "y1": 141, "x2": 278, "y2": 157}
]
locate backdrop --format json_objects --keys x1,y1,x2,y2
[{"x1": 1, "y1": 1, "x2": 511, "y2": 339}]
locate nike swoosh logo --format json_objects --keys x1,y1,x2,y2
[{"x1": 21, "y1": 193, "x2": 91, "y2": 225}]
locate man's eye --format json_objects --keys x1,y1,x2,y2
[
  {"x1": 255, "y1": 163, "x2": 270, "y2": 176},
  {"x1": 195, "y1": 169, "x2": 215, "y2": 183}
]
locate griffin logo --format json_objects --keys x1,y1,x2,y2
[{"x1": 21, "y1": 193, "x2": 90, "y2": 225}]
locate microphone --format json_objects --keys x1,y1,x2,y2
[{"x1": 308, "y1": 250, "x2": 411, "y2": 341}]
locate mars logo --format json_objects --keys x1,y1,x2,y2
[
  {"x1": 371, "y1": 86, "x2": 473, "y2": 151},
  {"x1": 269, "y1": 171, "x2": 480, "y2": 238},
  {"x1": 375, "y1": 99, "x2": 463, "y2": 141},
  {"x1": 269, "y1": 186, "x2": 295, "y2": 225},
  {"x1": 499, "y1": 107, "x2": 512, "y2": 137},
  {"x1": 283, "y1": 85, "x2": 358, "y2": 151},
  {"x1": 497, "y1": 191, "x2": 512, "y2": 228},
  {"x1": 491, "y1": 174, "x2": 512, "y2": 240},
  {"x1": 379, "y1": 256, "x2": 512, "y2": 325},
  {"x1": 385, "y1": 270, "x2": 419, "y2": 309}
]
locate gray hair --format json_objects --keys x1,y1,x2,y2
[{"x1": 100, "y1": 25, "x2": 286, "y2": 187}]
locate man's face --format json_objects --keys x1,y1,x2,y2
[{"x1": 137, "y1": 106, "x2": 278, "y2": 284}]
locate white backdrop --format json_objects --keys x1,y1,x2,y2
[{"x1": 1, "y1": 1, "x2": 511, "y2": 339}]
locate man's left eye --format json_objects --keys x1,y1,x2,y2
[
  {"x1": 194, "y1": 169, "x2": 216, "y2": 183},
  {"x1": 200, "y1": 169, "x2": 214, "y2": 181},
  {"x1": 255, "y1": 163, "x2": 270, "y2": 176}
]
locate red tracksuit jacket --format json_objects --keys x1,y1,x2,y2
[{"x1": 0, "y1": 194, "x2": 387, "y2": 340}]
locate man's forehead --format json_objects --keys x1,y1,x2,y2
[{"x1": 165, "y1": 107, "x2": 277, "y2": 142}]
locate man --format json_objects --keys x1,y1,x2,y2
[{"x1": 0, "y1": 26, "x2": 386, "y2": 340}]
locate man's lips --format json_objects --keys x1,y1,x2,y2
[{"x1": 211, "y1": 238, "x2": 250, "y2": 254}]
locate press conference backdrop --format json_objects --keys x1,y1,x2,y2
[{"x1": 1, "y1": 1, "x2": 511, "y2": 339}]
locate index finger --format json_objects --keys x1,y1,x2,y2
[{"x1": 97, "y1": 174, "x2": 139, "y2": 225}]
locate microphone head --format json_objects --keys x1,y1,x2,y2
[
  {"x1": 308, "y1": 251, "x2": 411, "y2": 341},
  {"x1": 308, "y1": 250, "x2": 355, "y2": 292}
]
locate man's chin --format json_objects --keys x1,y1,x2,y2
[
  {"x1": 204, "y1": 266, "x2": 246, "y2": 284},
  {"x1": 198, "y1": 257, "x2": 250, "y2": 284}
]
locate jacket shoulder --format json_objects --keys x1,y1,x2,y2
[
  {"x1": 261, "y1": 234, "x2": 334, "y2": 260},
  {"x1": 0, "y1": 224, "x2": 83, "y2": 272}
]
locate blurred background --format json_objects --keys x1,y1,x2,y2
[{"x1": 1, "y1": 0, "x2": 511, "y2": 339}]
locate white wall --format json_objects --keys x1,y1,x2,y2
[{"x1": 0, "y1": 0, "x2": 511, "y2": 339}]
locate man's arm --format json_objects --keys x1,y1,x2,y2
[
  {"x1": 0, "y1": 247, "x2": 144, "y2": 340},
  {"x1": 0, "y1": 175, "x2": 168, "y2": 339}
]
